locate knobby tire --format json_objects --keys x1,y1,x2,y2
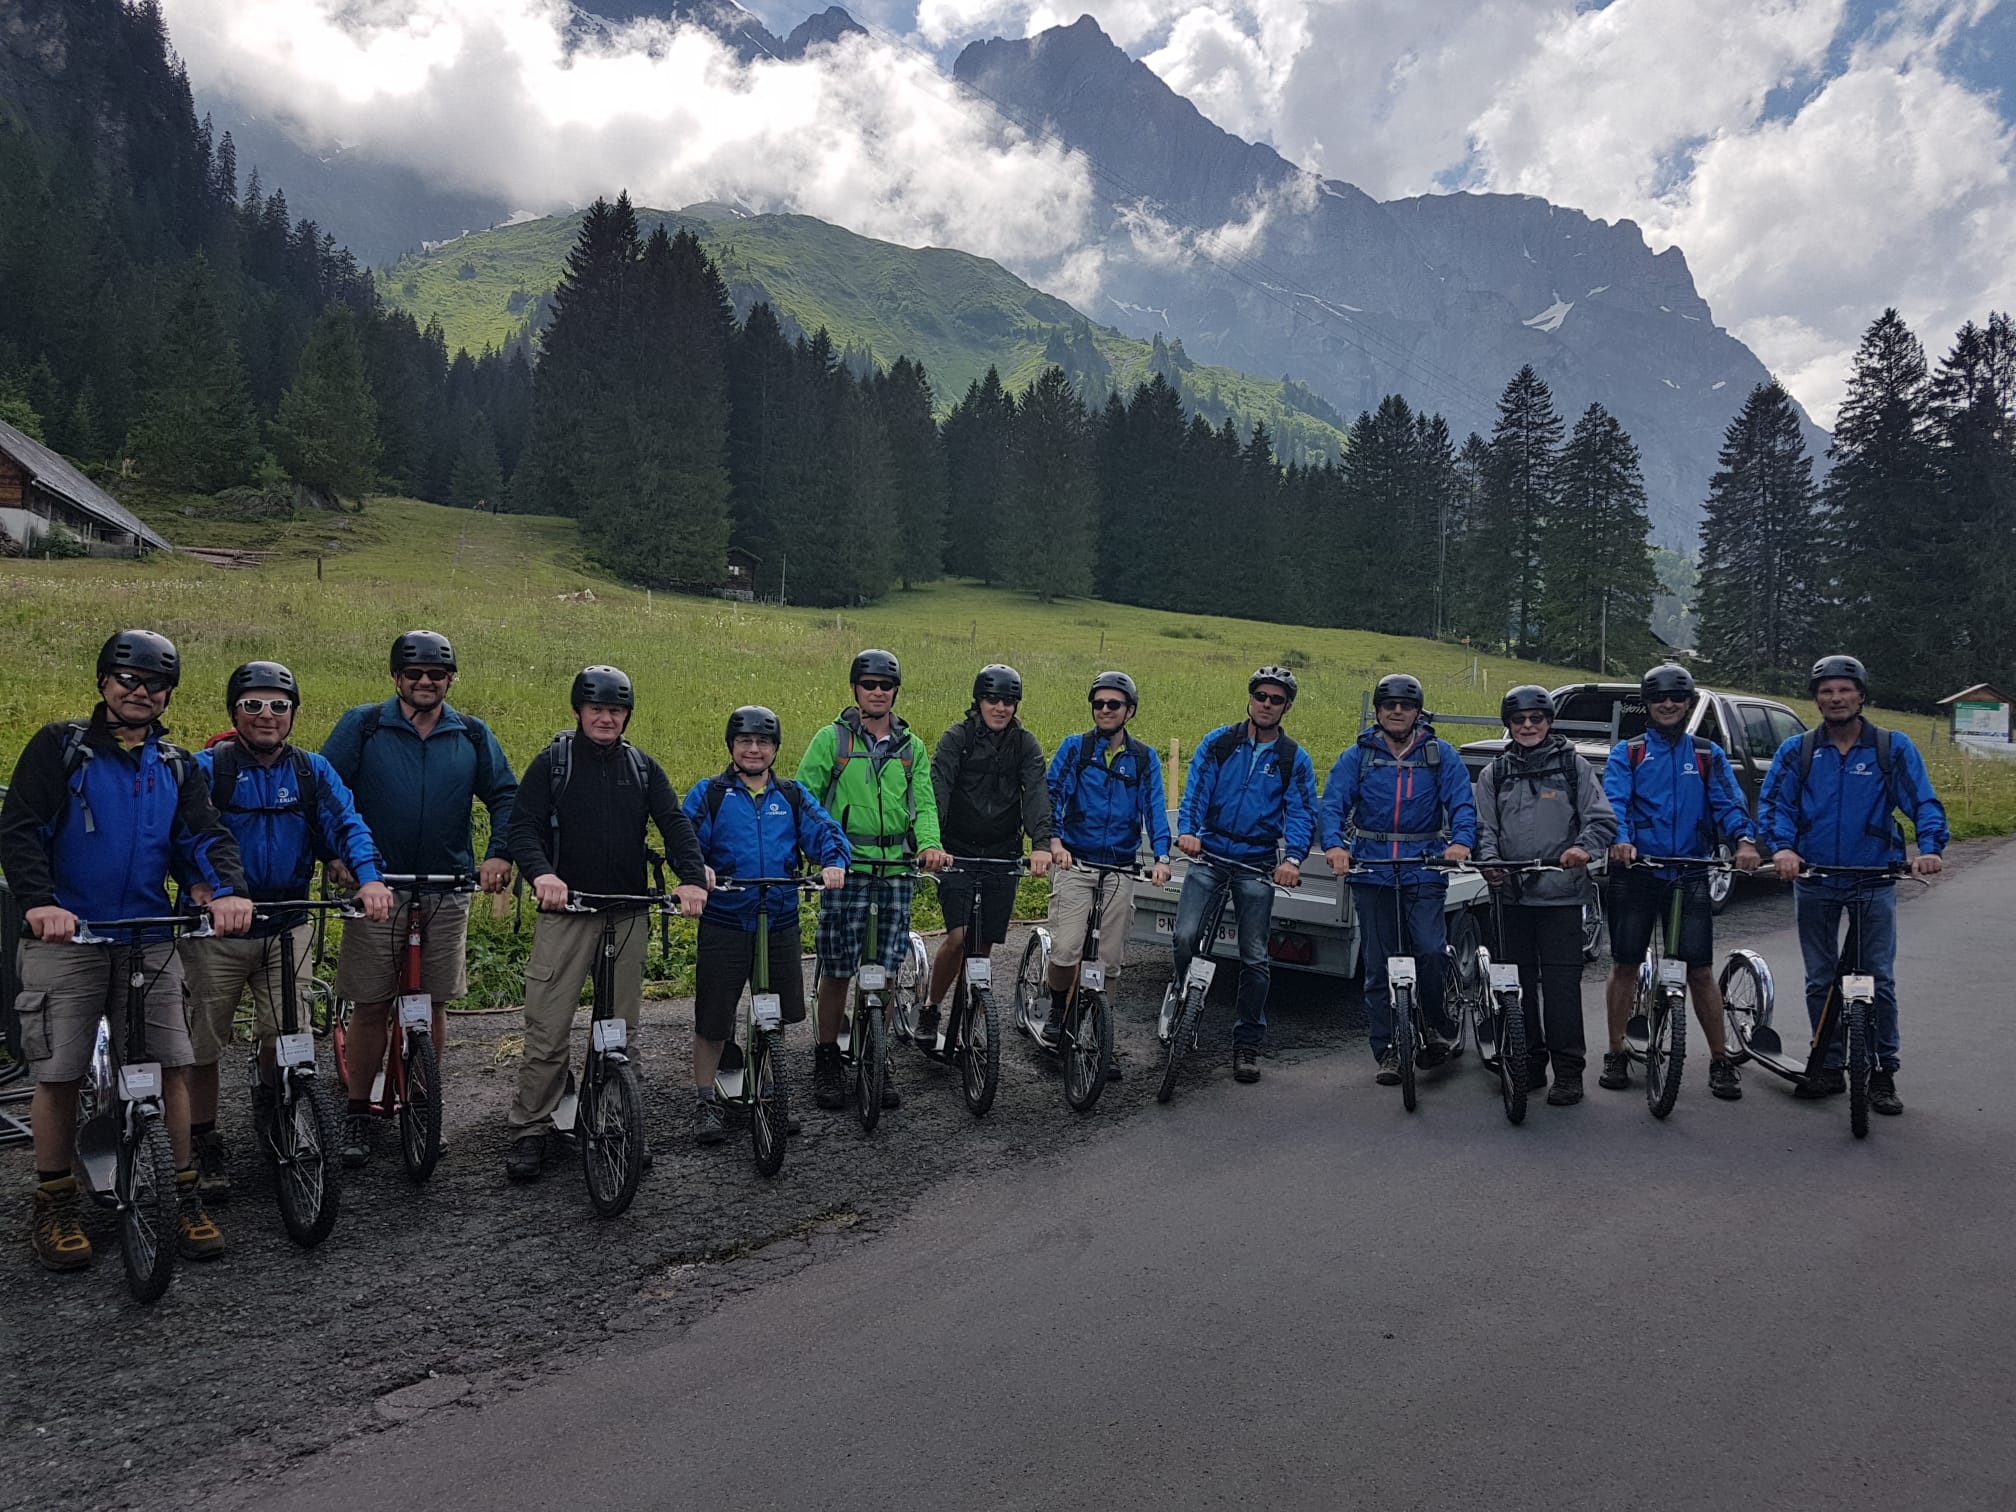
[
  {"x1": 1156, "y1": 984, "x2": 1203, "y2": 1105},
  {"x1": 853, "y1": 1004, "x2": 885, "y2": 1133},
  {"x1": 1646, "y1": 991, "x2": 1685, "y2": 1120},
  {"x1": 1395, "y1": 986, "x2": 1418, "y2": 1113},
  {"x1": 1061, "y1": 990, "x2": 1111, "y2": 1113},
  {"x1": 750, "y1": 1033, "x2": 787, "y2": 1177},
  {"x1": 961, "y1": 987, "x2": 1000, "y2": 1117},
  {"x1": 399, "y1": 1033, "x2": 443, "y2": 1183},
  {"x1": 274, "y1": 1073, "x2": 343, "y2": 1248},
  {"x1": 581, "y1": 1056, "x2": 645, "y2": 1216},
  {"x1": 119, "y1": 1108, "x2": 179, "y2": 1304},
  {"x1": 1498, "y1": 993, "x2": 1527, "y2": 1126},
  {"x1": 1847, "y1": 1000, "x2": 1871, "y2": 1140}
]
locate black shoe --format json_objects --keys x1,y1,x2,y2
[
  {"x1": 1037, "y1": 1012, "x2": 1064, "y2": 1052},
  {"x1": 881, "y1": 1060, "x2": 901, "y2": 1109},
  {"x1": 814, "y1": 1043, "x2": 844, "y2": 1110},
  {"x1": 1375, "y1": 1051, "x2": 1400, "y2": 1086},
  {"x1": 193, "y1": 1128, "x2": 231, "y2": 1203},
  {"x1": 1526, "y1": 1063, "x2": 1550, "y2": 1094},
  {"x1": 1415, "y1": 1032, "x2": 1450, "y2": 1069},
  {"x1": 913, "y1": 1006, "x2": 940, "y2": 1050},
  {"x1": 1546, "y1": 1069, "x2": 1584, "y2": 1106},
  {"x1": 505, "y1": 1133, "x2": 545, "y2": 1182},
  {"x1": 1869, "y1": 1070, "x2": 1903, "y2": 1116},
  {"x1": 1233, "y1": 1045, "x2": 1260, "y2": 1084},
  {"x1": 694, "y1": 1094, "x2": 727, "y2": 1146},
  {"x1": 1709, "y1": 1057, "x2": 1742, "y2": 1100},
  {"x1": 1795, "y1": 1068, "x2": 1847, "y2": 1099},
  {"x1": 340, "y1": 1112, "x2": 372, "y2": 1169},
  {"x1": 1105, "y1": 1053, "x2": 1123, "y2": 1083},
  {"x1": 1598, "y1": 1051, "x2": 1631, "y2": 1091}
]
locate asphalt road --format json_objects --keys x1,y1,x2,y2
[{"x1": 228, "y1": 842, "x2": 2016, "y2": 1512}]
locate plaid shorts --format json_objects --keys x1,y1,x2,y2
[{"x1": 815, "y1": 873, "x2": 916, "y2": 978}]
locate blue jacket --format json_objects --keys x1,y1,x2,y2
[
  {"x1": 1321, "y1": 723, "x2": 1478, "y2": 890},
  {"x1": 321, "y1": 698, "x2": 517, "y2": 878},
  {"x1": 194, "y1": 741, "x2": 383, "y2": 934},
  {"x1": 1759, "y1": 723, "x2": 1948, "y2": 887},
  {"x1": 1603, "y1": 724, "x2": 1752, "y2": 876},
  {"x1": 1047, "y1": 731, "x2": 1172, "y2": 868},
  {"x1": 0, "y1": 714, "x2": 245, "y2": 939},
  {"x1": 683, "y1": 770, "x2": 851, "y2": 932},
  {"x1": 1176, "y1": 721, "x2": 1318, "y2": 864}
]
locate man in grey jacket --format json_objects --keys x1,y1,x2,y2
[{"x1": 1473, "y1": 685, "x2": 1617, "y2": 1105}]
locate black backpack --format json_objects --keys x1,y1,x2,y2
[
  {"x1": 1792, "y1": 723, "x2": 1900, "y2": 843},
  {"x1": 1201, "y1": 723, "x2": 1301, "y2": 837},
  {"x1": 699, "y1": 769, "x2": 808, "y2": 827},
  {"x1": 359, "y1": 702, "x2": 487, "y2": 755},
  {"x1": 55, "y1": 720, "x2": 191, "y2": 836},
  {"x1": 207, "y1": 739, "x2": 336, "y2": 864},
  {"x1": 1488, "y1": 741, "x2": 1584, "y2": 836},
  {"x1": 1349, "y1": 727, "x2": 1449, "y2": 843},
  {"x1": 1064, "y1": 730, "x2": 1151, "y2": 826},
  {"x1": 543, "y1": 731, "x2": 653, "y2": 868}
]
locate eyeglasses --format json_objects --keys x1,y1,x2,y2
[
  {"x1": 1090, "y1": 698, "x2": 1129, "y2": 712},
  {"x1": 856, "y1": 679, "x2": 897, "y2": 693},
  {"x1": 1250, "y1": 691, "x2": 1289, "y2": 707},
  {"x1": 399, "y1": 667, "x2": 450, "y2": 683},
  {"x1": 1507, "y1": 712, "x2": 1549, "y2": 727},
  {"x1": 1377, "y1": 699, "x2": 1418, "y2": 713},
  {"x1": 235, "y1": 697, "x2": 295, "y2": 715},
  {"x1": 979, "y1": 694, "x2": 1017, "y2": 707},
  {"x1": 111, "y1": 671, "x2": 173, "y2": 696}
]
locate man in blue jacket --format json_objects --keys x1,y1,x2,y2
[
  {"x1": 1601, "y1": 663, "x2": 1761, "y2": 1100},
  {"x1": 1172, "y1": 667, "x2": 1318, "y2": 1085},
  {"x1": 1760, "y1": 655, "x2": 1947, "y2": 1115},
  {"x1": 321, "y1": 629, "x2": 518, "y2": 1167},
  {"x1": 1043, "y1": 671, "x2": 1172, "y2": 1076},
  {"x1": 0, "y1": 630, "x2": 252, "y2": 1270},
  {"x1": 685, "y1": 707, "x2": 849, "y2": 1145},
  {"x1": 1320, "y1": 674, "x2": 1477, "y2": 1086},
  {"x1": 181, "y1": 661, "x2": 393, "y2": 1202}
]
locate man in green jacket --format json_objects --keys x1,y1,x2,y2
[{"x1": 796, "y1": 649, "x2": 948, "y2": 1112}]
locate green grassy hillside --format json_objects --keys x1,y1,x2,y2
[{"x1": 382, "y1": 206, "x2": 1350, "y2": 463}]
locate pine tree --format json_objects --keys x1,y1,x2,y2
[
  {"x1": 1340, "y1": 396, "x2": 1432, "y2": 636},
  {"x1": 1097, "y1": 375, "x2": 1186, "y2": 605},
  {"x1": 447, "y1": 410, "x2": 502, "y2": 510},
  {"x1": 1540, "y1": 403, "x2": 1658, "y2": 671},
  {"x1": 1696, "y1": 382, "x2": 1819, "y2": 685},
  {"x1": 1927, "y1": 313, "x2": 2016, "y2": 693},
  {"x1": 873, "y1": 356, "x2": 946, "y2": 588},
  {"x1": 725, "y1": 302, "x2": 808, "y2": 596},
  {"x1": 941, "y1": 368, "x2": 1013, "y2": 580},
  {"x1": 1473, "y1": 366, "x2": 1561, "y2": 656},
  {"x1": 128, "y1": 256, "x2": 262, "y2": 491},
  {"x1": 271, "y1": 309, "x2": 380, "y2": 499},
  {"x1": 999, "y1": 366, "x2": 1096, "y2": 600}
]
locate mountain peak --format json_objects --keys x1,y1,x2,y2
[{"x1": 782, "y1": 7, "x2": 866, "y2": 57}]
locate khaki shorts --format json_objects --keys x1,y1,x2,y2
[
  {"x1": 333, "y1": 892, "x2": 471, "y2": 1004},
  {"x1": 14, "y1": 937, "x2": 192, "y2": 1083},
  {"x1": 1047, "y1": 867, "x2": 1134, "y2": 973},
  {"x1": 181, "y1": 926, "x2": 313, "y2": 1063}
]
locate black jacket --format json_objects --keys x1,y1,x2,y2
[
  {"x1": 930, "y1": 710, "x2": 1052, "y2": 858},
  {"x1": 506, "y1": 732, "x2": 706, "y2": 896}
]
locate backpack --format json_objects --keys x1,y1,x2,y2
[
  {"x1": 1065, "y1": 730, "x2": 1150, "y2": 825},
  {"x1": 359, "y1": 703, "x2": 487, "y2": 755},
  {"x1": 1622, "y1": 732, "x2": 1724, "y2": 848},
  {"x1": 208, "y1": 740, "x2": 336, "y2": 865},
  {"x1": 700, "y1": 770, "x2": 807, "y2": 828},
  {"x1": 1349, "y1": 728, "x2": 1448, "y2": 843},
  {"x1": 822, "y1": 719, "x2": 918, "y2": 848},
  {"x1": 56, "y1": 720, "x2": 190, "y2": 836},
  {"x1": 1488, "y1": 741, "x2": 1584, "y2": 837},
  {"x1": 543, "y1": 731, "x2": 652, "y2": 868},
  {"x1": 1792, "y1": 724, "x2": 1900, "y2": 844}
]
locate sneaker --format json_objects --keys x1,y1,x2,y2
[
  {"x1": 1037, "y1": 1011, "x2": 1064, "y2": 1051},
  {"x1": 1795, "y1": 1068, "x2": 1846, "y2": 1099},
  {"x1": 505, "y1": 1133, "x2": 546, "y2": 1182},
  {"x1": 814, "y1": 1044, "x2": 844, "y2": 1110},
  {"x1": 694, "y1": 1093, "x2": 727, "y2": 1146},
  {"x1": 1546, "y1": 1069, "x2": 1584, "y2": 1106},
  {"x1": 1598, "y1": 1051, "x2": 1631, "y2": 1090},
  {"x1": 174, "y1": 1170, "x2": 226, "y2": 1261},
  {"x1": 1233, "y1": 1045, "x2": 1260, "y2": 1084},
  {"x1": 881, "y1": 1059, "x2": 902, "y2": 1109},
  {"x1": 193, "y1": 1128, "x2": 231, "y2": 1203},
  {"x1": 1869, "y1": 1070, "x2": 1903, "y2": 1116},
  {"x1": 30, "y1": 1176, "x2": 93, "y2": 1272},
  {"x1": 340, "y1": 1112, "x2": 372, "y2": 1169},
  {"x1": 1375, "y1": 1051, "x2": 1401, "y2": 1086},
  {"x1": 1709, "y1": 1057, "x2": 1742, "y2": 1100},
  {"x1": 912, "y1": 1006, "x2": 941, "y2": 1051}
]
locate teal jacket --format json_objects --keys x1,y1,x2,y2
[{"x1": 320, "y1": 698, "x2": 517, "y2": 877}]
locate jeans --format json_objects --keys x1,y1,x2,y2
[
  {"x1": 1795, "y1": 883, "x2": 1900, "y2": 1072},
  {"x1": 1494, "y1": 904, "x2": 1586, "y2": 1075},
  {"x1": 1355, "y1": 882, "x2": 1449, "y2": 1060},
  {"x1": 1171, "y1": 863, "x2": 1275, "y2": 1048}
]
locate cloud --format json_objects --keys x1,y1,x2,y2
[{"x1": 160, "y1": 0, "x2": 1096, "y2": 269}]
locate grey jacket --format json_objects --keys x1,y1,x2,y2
[{"x1": 1474, "y1": 736, "x2": 1617, "y2": 907}]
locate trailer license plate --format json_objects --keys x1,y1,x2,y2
[{"x1": 1152, "y1": 915, "x2": 1237, "y2": 949}]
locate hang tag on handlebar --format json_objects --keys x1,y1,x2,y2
[
  {"x1": 118, "y1": 1062, "x2": 162, "y2": 1101},
  {"x1": 857, "y1": 965, "x2": 888, "y2": 992},
  {"x1": 275, "y1": 1032, "x2": 316, "y2": 1069},
  {"x1": 1185, "y1": 959, "x2": 1217, "y2": 992},
  {"x1": 964, "y1": 958, "x2": 992, "y2": 987},
  {"x1": 1488, "y1": 962, "x2": 1521, "y2": 994},
  {"x1": 1658, "y1": 959, "x2": 1687, "y2": 991},
  {"x1": 1078, "y1": 963, "x2": 1105, "y2": 992},
  {"x1": 752, "y1": 993, "x2": 782, "y2": 1030},
  {"x1": 1387, "y1": 956, "x2": 1418, "y2": 990},
  {"x1": 397, "y1": 993, "x2": 432, "y2": 1031},
  {"x1": 591, "y1": 1018, "x2": 627, "y2": 1053},
  {"x1": 1842, "y1": 973, "x2": 1876, "y2": 1004}
]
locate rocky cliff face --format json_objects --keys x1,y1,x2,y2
[{"x1": 956, "y1": 16, "x2": 1826, "y2": 545}]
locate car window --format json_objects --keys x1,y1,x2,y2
[
  {"x1": 1556, "y1": 689, "x2": 1645, "y2": 740},
  {"x1": 1694, "y1": 703, "x2": 1723, "y2": 750},
  {"x1": 1768, "y1": 706, "x2": 1807, "y2": 746},
  {"x1": 1737, "y1": 704, "x2": 1778, "y2": 761}
]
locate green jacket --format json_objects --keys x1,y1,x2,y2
[{"x1": 795, "y1": 708, "x2": 942, "y2": 867}]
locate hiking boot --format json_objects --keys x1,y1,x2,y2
[
  {"x1": 694, "y1": 1093, "x2": 727, "y2": 1146},
  {"x1": 1795, "y1": 1068, "x2": 1846, "y2": 1099},
  {"x1": 1233, "y1": 1045, "x2": 1260, "y2": 1084},
  {"x1": 1105, "y1": 1052, "x2": 1124, "y2": 1083},
  {"x1": 341, "y1": 1112, "x2": 372, "y2": 1169},
  {"x1": 31, "y1": 1177, "x2": 93, "y2": 1272},
  {"x1": 1598, "y1": 1051, "x2": 1631, "y2": 1090},
  {"x1": 175, "y1": 1170, "x2": 225, "y2": 1261},
  {"x1": 912, "y1": 1006, "x2": 941, "y2": 1051},
  {"x1": 1709, "y1": 1057, "x2": 1742, "y2": 1101},
  {"x1": 1546, "y1": 1069, "x2": 1584, "y2": 1106},
  {"x1": 1869, "y1": 1070, "x2": 1903, "y2": 1116},
  {"x1": 193, "y1": 1128, "x2": 231, "y2": 1204},
  {"x1": 1415, "y1": 1030, "x2": 1450, "y2": 1069},
  {"x1": 814, "y1": 1044, "x2": 844, "y2": 1110},
  {"x1": 1037, "y1": 1010, "x2": 1064, "y2": 1052},
  {"x1": 250, "y1": 1083, "x2": 277, "y2": 1143},
  {"x1": 1526, "y1": 1063, "x2": 1550, "y2": 1094},
  {"x1": 1375, "y1": 1051, "x2": 1401, "y2": 1086},
  {"x1": 881, "y1": 1059, "x2": 902, "y2": 1109},
  {"x1": 505, "y1": 1133, "x2": 546, "y2": 1182}
]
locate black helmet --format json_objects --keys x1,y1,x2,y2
[
  {"x1": 97, "y1": 629, "x2": 180, "y2": 688},
  {"x1": 570, "y1": 665, "x2": 633, "y2": 711},
  {"x1": 1500, "y1": 684, "x2": 1552, "y2": 724},
  {"x1": 1089, "y1": 670, "x2": 1138, "y2": 709},
  {"x1": 1641, "y1": 663, "x2": 1696, "y2": 703},
  {"x1": 227, "y1": 661, "x2": 298, "y2": 710},
  {"x1": 1373, "y1": 673, "x2": 1424, "y2": 709},
  {"x1": 1809, "y1": 654, "x2": 1868, "y2": 694},
  {"x1": 390, "y1": 629, "x2": 456, "y2": 676},
  {"x1": 1250, "y1": 665, "x2": 1298, "y2": 702},
  {"x1": 725, "y1": 705, "x2": 782, "y2": 749},
  {"x1": 973, "y1": 663, "x2": 1022, "y2": 703},
  {"x1": 849, "y1": 648, "x2": 900, "y2": 687}
]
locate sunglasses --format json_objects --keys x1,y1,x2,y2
[
  {"x1": 856, "y1": 679, "x2": 897, "y2": 693},
  {"x1": 235, "y1": 697, "x2": 295, "y2": 715},
  {"x1": 1251, "y1": 691, "x2": 1290, "y2": 707},
  {"x1": 1090, "y1": 698, "x2": 1130, "y2": 712},
  {"x1": 399, "y1": 667, "x2": 450, "y2": 683},
  {"x1": 979, "y1": 694, "x2": 1018, "y2": 707},
  {"x1": 111, "y1": 671, "x2": 173, "y2": 696},
  {"x1": 1647, "y1": 694, "x2": 1689, "y2": 706},
  {"x1": 1508, "y1": 712, "x2": 1549, "y2": 727},
  {"x1": 1377, "y1": 699, "x2": 1418, "y2": 713}
]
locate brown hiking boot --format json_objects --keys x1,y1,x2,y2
[
  {"x1": 32, "y1": 1176, "x2": 94, "y2": 1272},
  {"x1": 175, "y1": 1169, "x2": 226, "y2": 1261}
]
